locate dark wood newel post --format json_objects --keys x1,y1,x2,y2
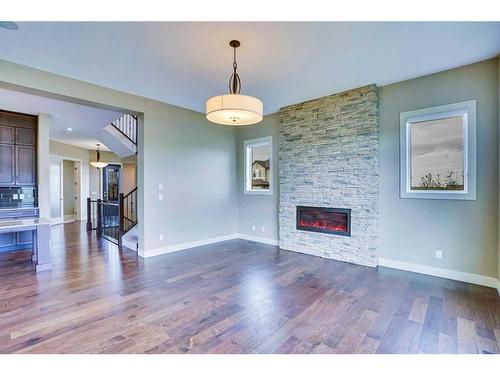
[
  {"x1": 118, "y1": 193, "x2": 124, "y2": 248},
  {"x1": 96, "y1": 199, "x2": 102, "y2": 237},
  {"x1": 86, "y1": 198, "x2": 92, "y2": 231}
]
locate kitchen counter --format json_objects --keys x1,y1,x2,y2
[
  {"x1": 0, "y1": 207, "x2": 39, "y2": 210},
  {"x1": 0, "y1": 218, "x2": 51, "y2": 272}
]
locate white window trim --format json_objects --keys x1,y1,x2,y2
[
  {"x1": 244, "y1": 136, "x2": 273, "y2": 195},
  {"x1": 399, "y1": 100, "x2": 477, "y2": 200}
]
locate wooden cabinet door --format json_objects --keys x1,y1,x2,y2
[
  {"x1": 17, "y1": 231, "x2": 33, "y2": 246},
  {"x1": 15, "y1": 127, "x2": 36, "y2": 146},
  {"x1": 0, "y1": 233, "x2": 16, "y2": 248},
  {"x1": 0, "y1": 125, "x2": 15, "y2": 144},
  {"x1": 0, "y1": 144, "x2": 15, "y2": 185},
  {"x1": 15, "y1": 146, "x2": 36, "y2": 185}
]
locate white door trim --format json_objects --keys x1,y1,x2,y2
[{"x1": 50, "y1": 154, "x2": 84, "y2": 221}]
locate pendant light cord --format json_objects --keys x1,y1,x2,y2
[{"x1": 229, "y1": 43, "x2": 241, "y2": 94}]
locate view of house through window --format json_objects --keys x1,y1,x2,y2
[
  {"x1": 410, "y1": 116, "x2": 465, "y2": 191},
  {"x1": 251, "y1": 145, "x2": 270, "y2": 189},
  {"x1": 245, "y1": 137, "x2": 272, "y2": 194}
]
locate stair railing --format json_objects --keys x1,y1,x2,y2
[
  {"x1": 86, "y1": 197, "x2": 99, "y2": 231},
  {"x1": 98, "y1": 200, "x2": 120, "y2": 244},
  {"x1": 118, "y1": 187, "x2": 138, "y2": 248},
  {"x1": 111, "y1": 114, "x2": 137, "y2": 146}
]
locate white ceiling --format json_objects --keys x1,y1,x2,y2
[
  {"x1": 0, "y1": 87, "x2": 121, "y2": 150},
  {"x1": 0, "y1": 22, "x2": 499, "y2": 115}
]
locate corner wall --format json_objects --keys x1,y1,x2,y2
[{"x1": 237, "y1": 113, "x2": 280, "y2": 244}]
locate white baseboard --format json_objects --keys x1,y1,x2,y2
[
  {"x1": 136, "y1": 236, "x2": 500, "y2": 293},
  {"x1": 64, "y1": 214, "x2": 75, "y2": 223},
  {"x1": 138, "y1": 234, "x2": 240, "y2": 258},
  {"x1": 378, "y1": 257, "x2": 500, "y2": 292},
  {"x1": 138, "y1": 233, "x2": 279, "y2": 258},
  {"x1": 237, "y1": 234, "x2": 279, "y2": 246}
]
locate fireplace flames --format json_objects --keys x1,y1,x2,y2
[{"x1": 298, "y1": 220, "x2": 347, "y2": 232}]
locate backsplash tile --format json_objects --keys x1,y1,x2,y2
[{"x1": 0, "y1": 187, "x2": 37, "y2": 208}]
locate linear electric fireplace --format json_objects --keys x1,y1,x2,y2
[{"x1": 296, "y1": 206, "x2": 351, "y2": 236}]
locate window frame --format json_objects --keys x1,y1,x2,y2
[
  {"x1": 399, "y1": 100, "x2": 476, "y2": 200},
  {"x1": 244, "y1": 136, "x2": 273, "y2": 195}
]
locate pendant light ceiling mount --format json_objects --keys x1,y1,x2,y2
[{"x1": 206, "y1": 40, "x2": 263, "y2": 126}]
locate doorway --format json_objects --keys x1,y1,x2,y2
[
  {"x1": 50, "y1": 155, "x2": 82, "y2": 225},
  {"x1": 102, "y1": 164, "x2": 121, "y2": 202}
]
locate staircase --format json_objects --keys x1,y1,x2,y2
[
  {"x1": 97, "y1": 114, "x2": 137, "y2": 158},
  {"x1": 118, "y1": 187, "x2": 138, "y2": 250},
  {"x1": 87, "y1": 188, "x2": 138, "y2": 251},
  {"x1": 87, "y1": 113, "x2": 139, "y2": 250}
]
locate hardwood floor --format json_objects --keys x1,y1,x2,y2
[{"x1": 0, "y1": 222, "x2": 499, "y2": 354}]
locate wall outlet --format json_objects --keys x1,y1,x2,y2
[
  {"x1": 261, "y1": 226, "x2": 265, "y2": 233},
  {"x1": 158, "y1": 193, "x2": 163, "y2": 201},
  {"x1": 159, "y1": 234, "x2": 164, "y2": 241},
  {"x1": 252, "y1": 225, "x2": 256, "y2": 231},
  {"x1": 435, "y1": 250, "x2": 443, "y2": 259},
  {"x1": 159, "y1": 183, "x2": 163, "y2": 191}
]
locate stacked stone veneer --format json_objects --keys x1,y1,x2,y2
[{"x1": 279, "y1": 85, "x2": 379, "y2": 267}]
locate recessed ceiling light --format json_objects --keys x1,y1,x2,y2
[{"x1": 66, "y1": 127, "x2": 73, "y2": 131}]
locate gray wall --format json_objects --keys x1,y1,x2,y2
[
  {"x1": 122, "y1": 163, "x2": 136, "y2": 195},
  {"x1": 237, "y1": 113, "x2": 279, "y2": 241},
  {"x1": 156, "y1": 109, "x2": 238, "y2": 246},
  {"x1": 62, "y1": 160, "x2": 75, "y2": 216},
  {"x1": 379, "y1": 58, "x2": 499, "y2": 277}
]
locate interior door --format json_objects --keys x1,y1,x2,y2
[
  {"x1": 103, "y1": 164, "x2": 121, "y2": 202},
  {"x1": 50, "y1": 156, "x2": 64, "y2": 225}
]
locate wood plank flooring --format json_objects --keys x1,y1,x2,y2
[{"x1": 0, "y1": 222, "x2": 498, "y2": 354}]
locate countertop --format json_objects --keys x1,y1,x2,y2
[
  {"x1": 0, "y1": 207, "x2": 39, "y2": 211},
  {"x1": 0, "y1": 218, "x2": 50, "y2": 230}
]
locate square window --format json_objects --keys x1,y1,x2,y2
[
  {"x1": 400, "y1": 100, "x2": 476, "y2": 200},
  {"x1": 244, "y1": 136, "x2": 273, "y2": 195}
]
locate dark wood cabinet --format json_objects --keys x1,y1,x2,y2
[
  {"x1": 16, "y1": 146, "x2": 36, "y2": 185},
  {"x1": 15, "y1": 127, "x2": 36, "y2": 146},
  {"x1": 17, "y1": 231, "x2": 33, "y2": 246},
  {"x1": 0, "y1": 233, "x2": 16, "y2": 247},
  {"x1": 0, "y1": 125, "x2": 15, "y2": 144},
  {"x1": 0, "y1": 111, "x2": 37, "y2": 187},
  {"x1": 0, "y1": 110, "x2": 38, "y2": 254},
  {"x1": 0, "y1": 144, "x2": 16, "y2": 185}
]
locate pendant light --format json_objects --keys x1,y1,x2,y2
[
  {"x1": 90, "y1": 144, "x2": 108, "y2": 169},
  {"x1": 206, "y1": 40, "x2": 263, "y2": 126}
]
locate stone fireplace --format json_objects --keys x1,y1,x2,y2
[{"x1": 279, "y1": 85, "x2": 379, "y2": 267}]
